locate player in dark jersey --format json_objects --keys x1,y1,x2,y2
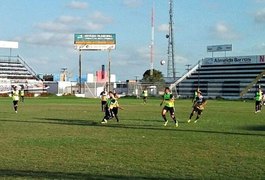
[
  {"x1": 188, "y1": 91, "x2": 207, "y2": 123},
  {"x1": 160, "y1": 87, "x2": 178, "y2": 127}
]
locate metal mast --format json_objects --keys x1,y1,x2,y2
[
  {"x1": 167, "y1": 0, "x2": 176, "y2": 79},
  {"x1": 150, "y1": 2, "x2": 155, "y2": 76}
]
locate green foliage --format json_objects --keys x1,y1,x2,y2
[
  {"x1": 0, "y1": 97, "x2": 264, "y2": 179},
  {"x1": 142, "y1": 69, "x2": 165, "y2": 83}
]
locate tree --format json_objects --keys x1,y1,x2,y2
[{"x1": 142, "y1": 69, "x2": 165, "y2": 83}]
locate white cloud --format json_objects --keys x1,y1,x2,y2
[
  {"x1": 255, "y1": 8, "x2": 265, "y2": 23},
  {"x1": 90, "y1": 11, "x2": 113, "y2": 24},
  {"x1": 15, "y1": 32, "x2": 73, "y2": 47},
  {"x1": 16, "y1": 11, "x2": 113, "y2": 47},
  {"x1": 211, "y1": 22, "x2": 240, "y2": 40},
  {"x1": 57, "y1": 15, "x2": 81, "y2": 24},
  {"x1": 253, "y1": 42, "x2": 265, "y2": 51},
  {"x1": 122, "y1": 0, "x2": 143, "y2": 8},
  {"x1": 175, "y1": 55, "x2": 189, "y2": 65},
  {"x1": 83, "y1": 22, "x2": 104, "y2": 31},
  {"x1": 255, "y1": 0, "x2": 265, "y2": 3},
  {"x1": 115, "y1": 46, "x2": 149, "y2": 67},
  {"x1": 36, "y1": 21, "x2": 69, "y2": 33},
  {"x1": 66, "y1": 1, "x2": 88, "y2": 9},
  {"x1": 35, "y1": 15, "x2": 81, "y2": 33},
  {"x1": 158, "y1": 24, "x2": 169, "y2": 32}
]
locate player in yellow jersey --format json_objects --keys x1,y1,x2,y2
[
  {"x1": 111, "y1": 93, "x2": 121, "y2": 122},
  {"x1": 20, "y1": 85, "x2": 25, "y2": 102},
  {"x1": 11, "y1": 86, "x2": 20, "y2": 113},
  {"x1": 142, "y1": 89, "x2": 148, "y2": 104},
  {"x1": 101, "y1": 91, "x2": 120, "y2": 124},
  {"x1": 255, "y1": 88, "x2": 263, "y2": 113},
  {"x1": 160, "y1": 87, "x2": 178, "y2": 127},
  {"x1": 192, "y1": 88, "x2": 200, "y2": 103},
  {"x1": 100, "y1": 89, "x2": 108, "y2": 112}
]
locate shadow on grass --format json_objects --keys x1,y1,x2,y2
[
  {"x1": 242, "y1": 125, "x2": 265, "y2": 131},
  {"x1": 0, "y1": 117, "x2": 264, "y2": 137},
  {"x1": 0, "y1": 169, "x2": 172, "y2": 180}
]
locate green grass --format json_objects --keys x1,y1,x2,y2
[{"x1": 0, "y1": 97, "x2": 264, "y2": 179}]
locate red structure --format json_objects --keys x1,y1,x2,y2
[{"x1": 96, "y1": 65, "x2": 108, "y2": 83}]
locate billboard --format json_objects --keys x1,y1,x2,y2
[
  {"x1": 202, "y1": 55, "x2": 265, "y2": 65},
  {"x1": 207, "y1": 44, "x2": 232, "y2": 52},
  {"x1": 74, "y1": 34, "x2": 116, "y2": 50},
  {"x1": 0, "y1": 41, "x2": 18, "y2": 49}
]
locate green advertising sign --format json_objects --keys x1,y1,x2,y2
[{"x1": 74, "y1": 34, "x2": 116, "y2": 50}]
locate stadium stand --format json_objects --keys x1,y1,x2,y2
[
  {"x1": 0, "y1": 55, "x2": 46, "y2": 93},
  {"x1": 173, "y1": 55, "x2": 265, "y2": 99}
]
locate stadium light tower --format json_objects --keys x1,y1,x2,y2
[
  {"x1": 166, "y1": 0, "x2": 176, "y2": 80},
  {"x1": 150, "y1": 2, "x2": 155, "y2": 76}
]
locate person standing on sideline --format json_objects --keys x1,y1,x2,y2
[
  {"x1": 142, "y1": 89, "x2": 148, "y2": 104},
  {"x1": 160, "y1": 87, "x2": 178, "y2": 127},
  {"x1": 11, "y1": 86, "x2": 20, "y2": 113},
  {"x1": 100, "y1": 89, "x2": 108, "y2": 112},
  {"x1": 255, "y1": 88, "x2": 263, "y2": 113},
  {"x1": 20, "y1": 85, "x2": 25, "y2": 102}
]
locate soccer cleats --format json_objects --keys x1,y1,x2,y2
[
  {"x1": 101, "y1": 119, "x2": 108, "y2": 124},
  {"x1": 175, "y1": 121, "x2": 179, "y2": 127}
]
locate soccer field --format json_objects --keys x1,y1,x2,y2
[{"x1": 0, "y1": 96, "x2": 264, "y2": 179}]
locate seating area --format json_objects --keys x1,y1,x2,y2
[
  {"x1": 0, "y1": 57, "x2": 38, "y2": 80},
  {"x1": 0, "y1": 56, "x2": 46, "y2": 93},
  {"x1": 176, "y1": 55, "x2": 265, "y2": 99}
]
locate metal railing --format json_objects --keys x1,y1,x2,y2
[
  {"x1": 169, "y1": 60, "x2": 201, "y2": 90},
  {"x1": 240, "y1": 69, "x2": 265, "y2": 97},
  {"x1": 17, "y1": 55, "x2": 42, "y2": 81}
]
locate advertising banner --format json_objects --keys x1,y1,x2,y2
[
  {"x1": 0, "y1": 41, "x2": 18, "y2": 49},
  {"x1": 74, "y1": 34, "x2": 116, "y2": 50},
  {"x1": 207, "y1": 44, "x2": 232, "y2": 52},
  {"x1": 202, "y1": 55, "x2": 265, "y2": 65}
]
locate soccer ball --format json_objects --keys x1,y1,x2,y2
[{"x1": 160, "y1": 60, "x2": 166, "y2": 65}]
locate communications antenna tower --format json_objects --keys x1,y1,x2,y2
[{"x1": 166, "y1": 0, "x2": 176, "y2": 79}]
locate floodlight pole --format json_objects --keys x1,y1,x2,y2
[
  {"x1": 78, "y1": 49, "x2": 82, "y2": 93},
  {"x1": 108, "y1": 48, "x2": 111, "y2": 92}
]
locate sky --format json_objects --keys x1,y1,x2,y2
[{"x1": 1, "y1": 0, "x2": 265, "y2": 81}]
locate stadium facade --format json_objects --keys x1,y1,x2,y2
[{"x1": 175, "y1": 55, "x2": 265, "y2": 99}]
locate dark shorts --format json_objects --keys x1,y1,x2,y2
[
  {"x1": 256, "y1": 101, "x2": 261, "y2": 106},
  {"x1": 112, "y1": 107, "x2": 118, "y2": 115},
  {"x1": 13, "y1": 100, "x2": 18, "y2": 106},
  {"x1": 163, "y1": 106, "x2": 175, "y2": 115},
  {"x1": 104, "y1": 106, "x2": 111, "y2": 118},
  {"x1": 143, "y1": 97, "x2": 147, "y2": 100},
  {"x1": 101, "y1": 101, "x2": 107, "y2": 106},
  {"x1": 193, "y1": 107, "x2": 203, "y2": 115}
]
